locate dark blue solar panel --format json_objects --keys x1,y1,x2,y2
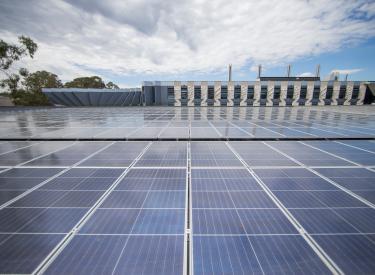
[
  {"x1": 0, "y1": 233, "x2": 64, "y2": 274},
  {"x1": 0, "y1": 168, "x2": 62, "y2": 178},
  {"x1": 132, "y1": 209, "x2": 185, "y2": 234},
  {"x1": 0, "y1": 190, "x2": 25, "y2": 205},
  {"x1": 193, "y1": 209, "x2": 245, "y2": 234},
  {"x1": 341, "y1": 140, "x2": 375, "y2": 152},
  {"x1": 193, "y1": 178, "x2": 261, "y2": 191},
  {"x1": 261, "y1": 177, "x2": 338, "y2": 191},
  {"x1": 238, "y1": 209, "x2": 298, "y2": 234},
  {"x1": 323, "y1": 177, "x2": 375, "y2": 190},
  {"x1": 261, "y1": 178, "x2": 302, "y2": 190},
  {"x1": 90, "y1": 169, "x2": 124, "y2": 178},
  {"x1": 10, "y1": 190, "x2": 68, "y2": 207},
  {"x1": 136, "y1": 159, "x2": 186, "y2": 167},
  {"x1": 253, "y1": 169, "x2": 290, "y2": 178},
  {"x1": 316, "y1": 168, "x2": 375, "y2": 178},
  {"x1": 192, "y1": 168, "x2": 250, "y2": 179},
  {"x1": 150, "y1": 178, "x2": 186, "y2": 190},
  {"x1": 79, "y1": 159, "x2": 133, "y2": 166},
  {"x1": 80, "y1": 209, "x2": 139, "y2": 234},
  {"x1": 304, "y1": 141, "x2": 375, "y2": 165},
  {"x1": 249, "y1": 235, "x2": 331, "y2": 274},
  {"x1": 273, "y1": 191, "x2": 325, "y2": 208},
  {"x1": 53, "y1": 191, "x2": 103, "y2": 207},
  {"x1": 19, "y1": 208, "x2": 87, "y2": 233},
  {"x1": 40, "y1": 177, "x2": 84, "y2": 190},
  {"x1": 112, "y1": 235, "x2": 184, "y2": 275},
  {"x1": 115, "y1": 178, "x2": 152, "y2": 190},
  {"x1": 44, "y1": 235, "x2": 128, "y2": 274},
  {"x1": 143, "y1": 191, "x2": 185, "y2": 208},
  {"x1": 126, "y1": 168, "x2": 186, "y2": 178},
  {"x1": 334, "y1": 208, "x2": 375, "y2": 233},
  {"x1": 192, "y1": 192, "x2": 234, "y2": 208},
  {"x1": 100, "y1": 191, "x2": 147, "y2": 208},
  {"x1": 116, "y1": 178, "x2": 185, "y2": 191},
  {"x1": 353, "y1": 191, "x2": 375, "y2": 204},
  {"x1": 290, "y1": 209, "x2": 358, "y2": 234},
  {"x1": 0, "y1": 208, "x2": 86, "y2": 233},
  {"x1": 73, "y1": 177, "x2": 116, "y2": 190},
  {"x1": 60, "y1": 168, "x2": 96, "y2": 177},
  {"x1": 310, "y1": 191, "x2": 367, "y2": 208},
  {"x1": 230, "y1": 191, "x2": 277, "y2": 208},
  {"x1": 193, "y1": 236, "x2": 262, "y2": 274},
  {"x1": 314, "y1": 235, "x2": 375, "y2": 274}
]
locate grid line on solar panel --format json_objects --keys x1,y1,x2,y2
[
  {"x1": 224, "y1": 142, "x2": 346, "y2": 274},
  {"x1": 261, "y1": 142, "x2": 375, "y2": 208},
  {"x1": 190, "y1": 153, "x2": 329, "y2": 273},
  {"x1": 0, "y1": 168, "x2": 66, "y2": 209},
  {"x1": 78, "y1": 141, "x2": 149, "y2": 167},
  {"x1": 310, "y1": 169, "x2": 375, "y2": 208},
  {"x1": 135, "y1": 142, "x2": 187, "y2": 167},
  {"x1": 0, "y1": 141, "x2": 75, "y2": 166},
  {"x1": 28, "y1": 142, "x2": 153, "y2": 275},
  {"x1": 191, "y1": 142, "x2": 244, "y2": 167},
  {"x1": 0, "y1": 142, "x2": 123, "y2": 209},
  {"x1": 264, "y1": 141, "x2": 354, "y2": 167},
  {"x1": 337, "y1": 140, "x2": 375, "y2": 153},
  {"x1": 23, "y1": 141, "x2": 115, "y2": 167},
  {"x1": 34, "y1": 144, "x2": 185, "y2": 272},
  {"x1": 300, "y1": 141, "x2": 364, "y2": 166},
  {"x1": 17, "y1": 141, "x2": 79, "y2": 167}
]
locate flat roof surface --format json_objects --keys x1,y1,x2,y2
[
  {"x1": 0, "y1": 106, "x2": 374, "y2": 140},
  {"x1": 0, "y1": 106, "x2": 374, "y2": 274}
]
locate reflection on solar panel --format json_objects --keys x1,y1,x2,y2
[{"x1": 0, "y1": 106, "x2": 374, "y2": 274}]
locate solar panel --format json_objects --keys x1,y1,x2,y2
[{"x1": 0, "y1": 106, "x2": 374, "y2": 274}]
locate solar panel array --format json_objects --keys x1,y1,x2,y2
[
  {"x1": 0, "y1": 106, "x2": 374, "y2": 274},
  {"x1": 1, "y1": 106, "x2": 375, "y2": 139}
]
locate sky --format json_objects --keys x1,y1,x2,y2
[{"x1": 0, "y1": 0, "x2": 375, "y2": 87}]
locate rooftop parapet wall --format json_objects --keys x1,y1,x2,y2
[{"x1": 42, "y1": 81, "x2": 374, "y2": 107}]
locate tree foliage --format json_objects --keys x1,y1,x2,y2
[
  {"x1": 0, "y1": 35, "x2": 120, "y2": 105},
  {"x1": 64, "y1": 76, "x2": 106, "y2": 88},
  {"x1": 0, "y1": 36, "x2": 37, "y2": 74},
  {"x1": 11, "y1": 71, "x2": 62, "y2": 106},
  {"x1": 105, "y1": 81, "x2": 119, "y2": 89}
]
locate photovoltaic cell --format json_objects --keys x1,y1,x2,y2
[
  {"x1": 44, "y1": 235, "x2": 129, "y2": 274},
  {"x1": 314, "y1": 235, "x2": 375, "y2": 274},
  {"x1": 1, "y1": 106, "x2": 375, "y2": 273},
  {"x1": 112, "y1": 235, "x2": 184, "y2": 275},
  {"x1": 193, "y1": 236, "x2": 263, "y2": 274},
  {"x1": 0, "y1": 233, "x2": 64, "y2": 274},
  {"x1": 249, "y1": 235, "x2": 331, "y2": 274}
]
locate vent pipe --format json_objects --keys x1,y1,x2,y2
[
  {"x1": 228, "y1": 64, "x2": 232, "y2": 82},
  {"x1": 287, "y1": 64, "x2": 292, "y2": 78},
  {"x1": 257, "y1": 65, "x2": 262, "y2": 79},
  {"x1": 316, "y1": 64, "x2": 321, "y2": 78}
]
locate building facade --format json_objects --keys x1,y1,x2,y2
[
  {"x1": 143, "y1": 80, "x2": 373, "y2": 106},
  {"x1": 43, "y1": 80, "x2": 375, "y2": 107}
]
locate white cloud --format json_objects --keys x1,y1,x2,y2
[
  {"x1": 0, "y1": 0, "x2": 374, "y2": 82},
  {"x1": 299, "y1": 72, "x2": 315, "y2": 77},
  {"x1": 330, "y1": 69, "x2": 363, "y2": 75}
]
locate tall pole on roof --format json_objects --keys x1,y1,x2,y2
[
  {"x1": 257, "y1": 64, "x2": 262, "y2": 79},
  {"x1": 316, "y1": 64, "x2": 321, "y2": 78},
  {"x1": 228, "y1": 64, "x2": 232, "y2": 82}
]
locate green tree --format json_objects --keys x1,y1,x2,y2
[
  {"x1": 105, "y1": 81, "x2": 119, "y2": 89},
  {"x1": 64, "y1": 76, "x2": 106, "y2": 88},
  {"x1": 0, "y1": 35, "x2": 37, "y2": 75},
  {"x1": 11, "y1": 70, "x2": 62, "y2": 106},
  {"x1": 0, "y1": 36, "x2": 50, "y2": 105}
]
